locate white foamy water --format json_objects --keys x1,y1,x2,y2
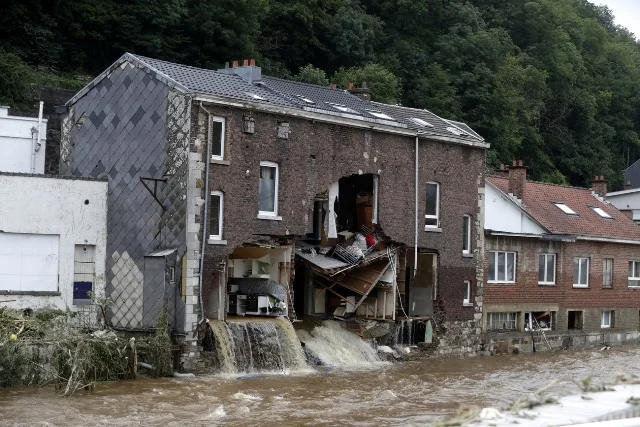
[{"x1": 297, "y1": 320, "x2": 383, "y2": 368}]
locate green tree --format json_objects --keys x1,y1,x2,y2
[
  {"x1": 294, "y1": 64, "x2": 330, "y2": 86},
  {"x1": 333, "y1": 63, "x2": 399, "y2": 103}
]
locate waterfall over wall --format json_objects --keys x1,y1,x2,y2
[
  {"x1": 296, "y1": 321, "x2": 382, "y2": 368},
  {"x1": 207, "y1": 318, "x2": 306, "y2": 373}
]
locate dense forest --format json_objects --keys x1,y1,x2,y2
[{"x1": 1, "y1": 0, "x2": 639, "y2": 188}]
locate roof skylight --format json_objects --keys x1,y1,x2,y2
[
  {"x1": 296, "y1": 95, "x2": 315, "y2": 104},
  {"x1": 591, "y1": 206, "x2": 612, "y2": 219},
  {"x1": 366, "y1": 110, "x2": 394, "y2": 120},
  {"x1": 446, "y1": 126, "x2": 468, "y2": 137},
  {"x1": 245, "y1": 92, "x2": 266, "y2": 100},
  {"x1": 554, "y1": 202, "x2": 578, "y2": 215},
  {"x1": 327, "y1": 102, "x2": 359, "y2": 114},
  {"x1": 409, "y1": 117, "x2": 434, "y2": 128}
]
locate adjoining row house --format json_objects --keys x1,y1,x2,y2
[
  {"x1": 0, "y1": 106, "x2": 107, "y2": 313},
  {"x1": 484, "y1": 162, "x2": 640, "y2": 351},
  {"x1": 60, "y1": 53, "x2": 488, "y2": 360}
]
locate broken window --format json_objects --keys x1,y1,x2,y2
[
  {"x1": 259, "y1": 161, "x2": 278, "y2": 216},
  {"x1": 332, "y1": 174, "x2": 378, "y2": 233},
  {"x1": 568, "y1": 310, "x2": 583, "y2": 330},
  {"x1": 463, "y1": 280, "x2": 471, "y2": 306},
  {"x1": 601, "y1": 310, "x2": 614, "y2": 328},
  {"x1": 462, "y1": 215, "x2": 471, "y2": 254},
  {"x1": 277, "y1": 122, "x2": 290, "y2": 139},
  {"x1": 603, "y1": 258, "x2": 613, "y2": 288},
  {"x1": 425, "y1": 182, "x2": 440, "y2": 229},
  {"x1": 209, "y1": 191, "x2": 223, "y2": 240},
  {"x1": 524, "y1": 311, "x2": 554, "y2": 331},
  {"x1": 573, "y1": 257, "x2": 589, "y2": 287},
  {"x1": 629, "y1": 260, "x2": 640, "y2": 288},
  {"x1": 243, "y1": 115, "x2": 255, "y2": 134},
  {"x1": 538, "y1": 253, "x2": 556, "y2": 284},
  {"x1": 211, "y1": 116, "x2": 225, "y2": 160},
  {"x1": 73, "y1": 245, "x2": 95, "y2": 304},
  {"x1": 488, "y1": 251, "x2": 516, "y2": 283},
  {"x1": 487, "y1": 312, "x2": 517, "y2": 331}
]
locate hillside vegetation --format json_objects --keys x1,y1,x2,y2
[{"x1": 2, "y1": 0, "x2": 639, "y2": 188}]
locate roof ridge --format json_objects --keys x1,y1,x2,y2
[
  {"x1": 130, "y1": 53, "x2": 223, "y2": 75},
  {"x1": 488, "y1": 175, "x2": 595, "y2": 192}
]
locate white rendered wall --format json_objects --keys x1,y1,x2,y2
[
  {"x1": 607, "y1": 191, "x2": 640, "y2": 211},
  {"x1": 0, "y1": 106, "x2": 47, "y2": 174},
  {"x1": 485, "y1": 183, "x2": 546, "y2": 234},
  {"x1": 0, "y1": 175, "x2": 107, "y2": 310}
]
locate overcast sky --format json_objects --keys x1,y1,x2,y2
[{"x1": 595, "y1": 0, "x2": 640, "y2": 38}]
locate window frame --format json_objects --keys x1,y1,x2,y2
[
  {"x1": 487, "y1": 312, "x2": 518, "y2": 331},
  {"x1": 538, "y1": 253, "x2": 556, "y2": 285},
  {"x1": 258, "y1": 161, "x2": 279, "y2": 217},
  {"x1": 573, "y1": 257, "x2": 590, "y2": 288},
  {"x1": 488, "y1": 250, "x2": 517, "y2": 283},
  {"x1": 554, "y1": 202, "x2": 578, "y2": 215},
  {"x1": 603, "y1": 258, "x2": 613, "y2": 288},
  {"x1": 601, "y1": 310, "x2": 613, "y2": 328},
  {"x1": 424, "y1": 182, "x2": 440, "y2": 230},
  {"x1": 463, "y1": 280, "x2": 472, "y2": 306},
  {"x1": 462, "y1": 215, "x2": 472, "y2": 254},
  {"x1": 210, "y1": 116, "x2": 225, "y2": 161},
  {"x1": 628, "y1": 260, "x2": 640, "y2": 288},
  {"x1": 209, "y1": 191, "x2": 224, "y2": 240}
]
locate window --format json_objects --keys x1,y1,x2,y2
[
  {"x1": 446, "y1": 126, "x2": 467, "y2": 137},
  {"x1": 210, "y1": 116, "x2": 225, "y2": 160},
  {"x1": 525, "y1": 312, "x2": 554, "y2": 331},
  {"x1": 463, "y1": 280, "x2": 471, "y2": 306},
  {"x1": 601, "y1": 310, "x2": 613, "y2": 328},
  {"x1": 209, "y1": 191, "x2": 223, "y2": 240},
  {"x1": 73, "y1": 245, "x2": 95, "y2": 303},
  {"x1": 408, "y1": 117, "x2": 434, "y2": 128},
  {"x1": 591, "y1": 206, "x2": 612, "y2": 219},
  {"x1": 462, "y1": 215, "x2": 471, "y2": 254},
  {"x1": 487, "y1": 312, "x2": 517, "y2": 331},
  {"x1": 245, "y1": 92, "x2": 266, "y2": 100},
  {"x1": 277, "y1": 122, "x2": 290, "y2": 139},
  {"x1": 629, "y1": 260, "x2": 640, "y2": 288},
  {"x1": 259, "y1": 161, "x2": 279, "y2": 216},
  {"x1": 425, "y1": 182, "x2": 440, "y2": 229},
  {"x1": 366, "y1": 110, "x2": 394, "y2": 120},
  {"x1": 573, "y1": 257, "x2": 589, "y2": 287},
  {"x1": 603, "y1": 258, "x2": 613, "y2": 288},
  {"x1": 538, "y1": 254, "x2": 556, "y2": 285},
  {"x1": 488, "y1": 251, "x2": 516, "y2": 283},
  {"x1": 296, "y1": 95, "x2": 314, "y2": 104},
  {"x1": 554, "y1": 202, "x2": 578, "y2": 215},
  {"x1": 327, "y1": 102, "x2": 359, "y2": 114},
  {"x1": 568, "y1": 311, "x2": 583, "y2": 330}
]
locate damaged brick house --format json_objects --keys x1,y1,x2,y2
[
  {"x1": 61, "y1": 53, "x2": 488, "y2": 357},
  {"x1": 484, "y1": 162, "x2": 640, "y2": 350}
]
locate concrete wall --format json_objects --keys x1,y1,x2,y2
[
  {"x1": 0, "y1": 106, "x2": 47, "y2": 174},
  {"x1": 0, "y1": 174, "x2": 107, "y2": 310},
  {"x1": 190, "y1": 102, "x2": 486, "y2": 323}
]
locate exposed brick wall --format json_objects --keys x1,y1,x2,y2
[
  {"x1": 484, "y1": 235, "x2": 640, "y2": 332},
  {"x1": 192, "y1": 102, "x2": 485, "y2": 322}
]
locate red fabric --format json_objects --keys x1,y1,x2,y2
[{"x1": 365, "y1": 234, "x2": 376, "y2": 247}]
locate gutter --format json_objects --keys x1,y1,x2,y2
[
  {"x1": 196, "y1": 102, "x2": 213, "y2": 323},
  {"x1": 576, "y1": 235, "x2": 640, "y2": 245}
]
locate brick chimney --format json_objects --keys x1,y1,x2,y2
[
  {"x1": 348, "y1": 81, "x2": 372, "y2": 101},
  {"x1": 508, "y1": 160, "x2": 527, "y2": 200},
  {"x1": 625, "y1": 181, "x2": 633, "y2": 190},
  {"x1": 591, "y1": 176, "x2": 607, "y2": 198},
  {"x1": 218, "y1": 59, "x2": 262, "y2": 82}
]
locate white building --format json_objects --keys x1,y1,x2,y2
[
  {"x1": 606, "y1": 187, "x2": 640, "y2": 223},
  {"x1": 0, "y1": 174, "x2": 108, "y2": 310},
  {"x1": 0, "y1": 105, "x2": 47, "y2": 174}
]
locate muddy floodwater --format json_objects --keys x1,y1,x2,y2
[{"x1": 1, "y1": 347, "x2": 639, "y2": 426}]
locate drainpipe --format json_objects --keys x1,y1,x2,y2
[
  {"x1": 197, "y1": 102, "x2": 213, "y2": 323},
  {"x1": 414, "y1": 134, "x2": 419, "y2": 278},
  {"x1": 33, "y1": 101, "x2": 43, "y2": 173}
]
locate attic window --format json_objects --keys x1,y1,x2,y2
[
  {"x1": 245, "y1": 92, "x2": 266, "y2": 101},
  {"x1": 327, "y1": 102, "x2": 359, "y2": 114},
  {"x1": 591, "y1": 206, "x2": 612, "y2": 219},
  {"x1": 296, "y1": 95, "x2": 314, "y2": 104},
  {"x1": 366, "y1": 110, "x2": 394, "y2": 120},
  {"x1": 409, "y1": 117, "x2": 434, "y2": 128},
  {"x1": 554, "y1": 202, "x2": 578, "y2": 215},
  {"x1": 446, "y1": 126, "x2": 468, "y2": 137}
]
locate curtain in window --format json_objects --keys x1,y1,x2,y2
[{"x1": 259, "y1": 166, "x2": 276, "y2": 212}]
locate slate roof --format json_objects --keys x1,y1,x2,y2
[
  {"x1": 487, "y1": 176, "x2": 640, "y2": 241},
  {"x1": 623, "y1": 158, "x2": 640, "y2": 189}
]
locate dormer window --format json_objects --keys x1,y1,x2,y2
[
  {"x1": 591, "y1": 206, "x2": 612, "y2": 219},
  {"x1": 327, "y1": 102, "x2": 359, "y2": 114},
  {"x1": 554, "y1": 202, "x2": 578, "y2": 215},
  {"x1": 366, "y1": 110, "x2": 394, "y2": 120},
  {"x1": 409, "y1": 117, "x2": 434, "y2": 128}
]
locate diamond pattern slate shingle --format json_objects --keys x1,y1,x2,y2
[{"x1": 488, "y1": 176, "x2": 640, "y2": 241}]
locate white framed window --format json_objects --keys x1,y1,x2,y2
[
  {"x1": 425, "y1": 182, "x2": 440, "y2": 229},
  {"x1": 487, "y1": 312, "x2": 517, "y2": 331},
  {"x1": 573, "y1": 257, "x2": 589, "y2": 287},
  {"x1": 366, "y1": 110, "x2": 394, "y2": 120},
  {"x1": 554, "y1": 202, "x2": 578, "y2": 215},
  {"x1": 210, "y1": 116, "x2": 225, "y2": 160},
  {"x1": 601, "y1": 310, "x2": 613, "y2": 328},
  {"x1": 259, "y1": 161, "x2": 279, "y2": 216},
  {"x1": 463, "y1": 280, "x2": 471, "y2": 306},
  {"x1": 538, "y1": 253, "x2": 556, "y2": 285},
  {"x1": 73, "y1": 245, "x2": 95, "y2": 303},
  {"x1": 462, "y1": 215, "x2": 471, "y2": 254},
  {"x1": 629, "y1": 260, "x2": 640, "y2": 288},
  {"x1": 591, "y1": 206, "x2": 612, "y2": 219},
  {"x1": 408, "y1": 117, "x2": 434, "y2": 128},
  {"x1": 326, "y1": 102, "x2": 359, "y2": 114},
  {"x1": 488, "y1": 251, "x2": 516, "y2": 283},
  {"x1": 603, "y1": 258, "x2": 613, "y2": 288},
  {"x1": 209, "y1": 191, "x2": 224, "y2": 240}
]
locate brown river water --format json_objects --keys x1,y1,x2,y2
[{"x1": 1, "y1": 347, "x2": 638, "y2": 426}]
